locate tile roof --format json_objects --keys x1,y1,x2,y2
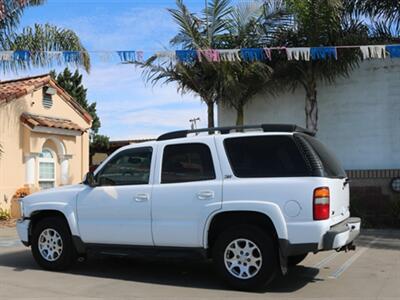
[
  {"x1": 21, "y1": 113, "x2": 85, "y2": 133},
  {"x1": 0, "y1": 74, "x2": 92, "y2": 125}
]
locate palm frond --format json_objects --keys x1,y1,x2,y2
[
  {"x1": 369, "y1": 20, "x2": 400, "y2": 44},
  {"x1": 204, "y1": 0, "x2": 232, "y2": 47},
  {"x1": 168, "y1": 0, "x2": 204, "y2": 48},
  {"x1": 0, "y1": 0, "x2": 45, "y2": 31},
  {"x1": 2, "y1": 23, "x2": 90, "y2": 73},
  {"x1": 349, "y1": 0, "x2": 400, "y2": 31}
]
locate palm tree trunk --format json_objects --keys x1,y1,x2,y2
[
  {"x1": 305, "y1": 80, "x2": 318, "y2": 134},
  {"x1": 207, "y1": 101, "x2": 215, "y2": 128},
  {"x1": 236, "y1": 105, "x2": 244, "y2": 126}
]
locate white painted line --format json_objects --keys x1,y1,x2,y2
[
  {"x1": 0, "y1": 239, "x2": 23, "y2": 248},
  {"x1": 329, "y1": 238, "x2": 379, "y2": 279},
  {"x1": 313, "y1": 252, "x2": 339, "y2": 269}
]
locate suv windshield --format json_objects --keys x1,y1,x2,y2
[{"x1": 301, "y1": 135, "x2": 347, "y2": 178}]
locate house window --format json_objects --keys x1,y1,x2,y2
[
  {"x1": 42, "y1": 88, "x2": 53, "y2": 109},
  {"x1": 39, "y1": 149, "x2": 55, "y2": 189}
]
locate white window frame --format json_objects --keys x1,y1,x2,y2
[{"x1": 38, "y1": 148, "x2": 56, "y2": 190}]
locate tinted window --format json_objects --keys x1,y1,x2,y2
[
  {"x1": 302, "y1": 135, "x2": 347, "y2": 178},
  {"x1": 97, "y1": 147, "x2": 152, "y2": 186},
  {"x1": 162, "y1": 143, "x2": 216, "y2": 184},
  {"x1": 224, "y1": 136, "x2": 310, "y2": 178}
]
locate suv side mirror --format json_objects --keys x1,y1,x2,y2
[{"x1": 83, "y1": 172, "x2": 97, "y2": 187}]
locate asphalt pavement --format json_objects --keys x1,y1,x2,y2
[{"x1": 0, "y1": 227, "x2": 399, "y2": 299}]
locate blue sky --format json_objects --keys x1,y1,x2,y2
[{"x1": 6, "y1": 0, "x2": 215, "y2": 140}]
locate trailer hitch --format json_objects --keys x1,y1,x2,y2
[{"x1": 336, "y1": 242, "x2": 356, "y2": 252}]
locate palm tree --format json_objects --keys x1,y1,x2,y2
[
  {"x1": 141, "y1": 58, "x2": 219, "y2": 128},
  {"x1": 138, "y1": 0, "x2": 287, "y2": 128},
  {"x1": 0, "y1": 0, "x2": 90, "y2": 157},
  {"x1": 0, "y1": 1, "x2": 90, "y2": 73},
  {"x1": 268, "y1": 0, "x2": 368, "y2": 133},
  {"x1": 137, "y1": 0, "x2": 232, "y2": 128},
  {"x1": 216, "y1": 61, "x2": 273, "y2": 125},
  {"x1": 216, "y1": 1, "x2": 287, "y2": 125}
]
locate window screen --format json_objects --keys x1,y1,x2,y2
[
  {"x1": 96, "y1": 147, "x2": 152, "y2": 186},
  {"x1": 161, "y1": 143, "x2": 216, "y2": 184},
  {"x1": 43, "y1": 94, "x2": 53, "y2": 109},
  {"x1": 224, "y1": 136, "x2": 310, "y2": 178}
]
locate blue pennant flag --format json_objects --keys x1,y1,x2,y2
[
  {"x1": 13, "y1": 50, "x2": 30, "y2": 61},
  {"x1": 63, "y1": 51, "x2": 81, "y2": 63},
  {"x1": 176, "y1": 50, "x2": 197, "y2": 63},
  {"x1": 310, "y1": 47, "x2": 337, "y2": 60},
  {"x1": 117, "y1": 51, "x2": 136, "y2": 62},
  {"x1": 241, "y1": 48, "x2": 266, "y2": 62},
  {"x1": 386, "y1": 45, "x2": 400, "y2": 58}
]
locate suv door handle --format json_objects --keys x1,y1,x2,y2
[
  {"x1": 135, "y1": 193, "x2": 149, "y2": 202},
  {"x1": 196, "y1": 190, "x2": 214, "y2": 200}
]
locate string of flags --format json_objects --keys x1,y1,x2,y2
[{"x1": 0, "y1": 44, "x2": 400, "y2": 64}]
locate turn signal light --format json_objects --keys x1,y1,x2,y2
[{"x1": 313, "y1": 187, "x2": 330, "y2": 220}]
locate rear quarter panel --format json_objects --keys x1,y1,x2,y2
[{"x1": 214, "y1": 134, "x2": 337, "y2": 245}]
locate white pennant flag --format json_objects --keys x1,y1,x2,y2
[
  {"x1": 286, "y1": 47, "x2": 310, "y2": 61},
  {"x1": 98, "y1": 52, "x2": 113, "y2": 63},
  {"x1": 155, "y1": 51, "x2": 176, "y2": 61},
  {"x1": 47, "y1": 51, "x2": 63, "y2": 62},
  {"x1": 360, "y1": 45, "x2": 386, "y2": 59},
  {"x1": 219, "y1": 49, "x2": 241, "y2": 62},
  {"x1": 0, "y1": 51, "x2": 13, "y2": 61}
]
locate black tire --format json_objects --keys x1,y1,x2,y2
[
  {"x1": 212, "y1": 225, "x2": 278, "y2": 291},
  {"x1": 31, "y1": 217, "x2": 76, "y2": 271},
  {"x1": 288, "y1": 253, "x2": 308, "y2": 267}
]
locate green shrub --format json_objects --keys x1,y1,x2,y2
[{"x1": 0, "y1": 208, "x2": 10, "y2": 221}]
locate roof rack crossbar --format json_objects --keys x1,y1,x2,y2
[{"x1": 156, "y1": 124, "x2": 314, "y2": 141}]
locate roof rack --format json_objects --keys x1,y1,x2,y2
[{"x1": 157, "y1": 124, "x2": 315, "y2": 141}]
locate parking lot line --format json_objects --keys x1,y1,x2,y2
[
  {"x1": 0, "y1": 239, "x2": 22, "y2": 248},
  {"x1": 313, "y1": 252, "x2": 339, "y2": 269},
  {"x1": 329, "y1": 238, "x2": 379, "y2": 279}
]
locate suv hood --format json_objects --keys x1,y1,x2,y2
[{"x1": 23, "y1": 184, "x2": 87, "y2": 205}]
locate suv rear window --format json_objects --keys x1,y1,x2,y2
[
  {"x1": 300, "y1": 135, "x2": 347, "y2": 178},
  {"x1": 224, "y1": 136, "x2": 310, "y2": 178}
]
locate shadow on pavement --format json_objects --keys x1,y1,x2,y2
[
  {"x1": 356, "y1": 230, "x2": 400, "y2": 251},
  {"x1": 0, "y1": 248, "x2": 320, "y2": 293}
]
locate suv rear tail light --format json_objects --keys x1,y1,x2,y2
[{"x1": 313, "y1": 187, "x2": 330, "y2": 220}]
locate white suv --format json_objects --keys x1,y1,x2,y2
[{"x1": 17, "y1": 124, "x2": 361, "y2": 291}]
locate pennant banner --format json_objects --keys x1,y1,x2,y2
[
  {"x1": 310, "y1": 47, "x2": 337, "y2": 60},
  {"x1": 386, "y1": 45, "x2": 400, "y2": 58},
  {"x1": 0, "y1": 44, "x2": 399, "y2": 65}
]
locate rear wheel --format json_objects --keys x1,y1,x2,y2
[
  {"x1": 288, "y1": 253, "x2": 308, "y2": 267},
  {"x1": 31, "y1": 217, "x2": 76, "y2": 271},
  {"x1": 212, "y1": 225, "x2": 278, "y2": 291}
]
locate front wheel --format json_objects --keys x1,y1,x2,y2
[
  {"x1": 31, "y1": 217, "x2": 76, "y2": 271},
  {"x1": 212, "y1": 225, "x2": 278, "y2": 291}
]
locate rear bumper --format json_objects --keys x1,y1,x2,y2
[
  {"x1": 323, "y1": 217, "x2": 361, "y2": 250},
  {"x1": 281, "y1": 217, "x2": 361, "y2": 257},
  {"x1": 16, "y1": 219, "x2": 30, "y2": 246}
]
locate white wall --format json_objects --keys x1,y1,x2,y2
[{"x1": 218, "y1": 60, "x2": 400, "y2": 170}]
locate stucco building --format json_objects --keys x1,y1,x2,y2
[
  {"x1": 218, "y1": 60, "x2": 400, "y2": 222},
  {"x1": 0, "y1": 74, "x2": 92, "y2": 210}
]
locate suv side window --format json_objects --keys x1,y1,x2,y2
[
  {"x1": 161, "y1": 143, "x2": 216, "y2": 184},
  {"x1": 96, "y1": 147, "x2": 152, "y2": 186},
  {"x1": 224, "y1": 136, "x2": 310, "y2": 178}
]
